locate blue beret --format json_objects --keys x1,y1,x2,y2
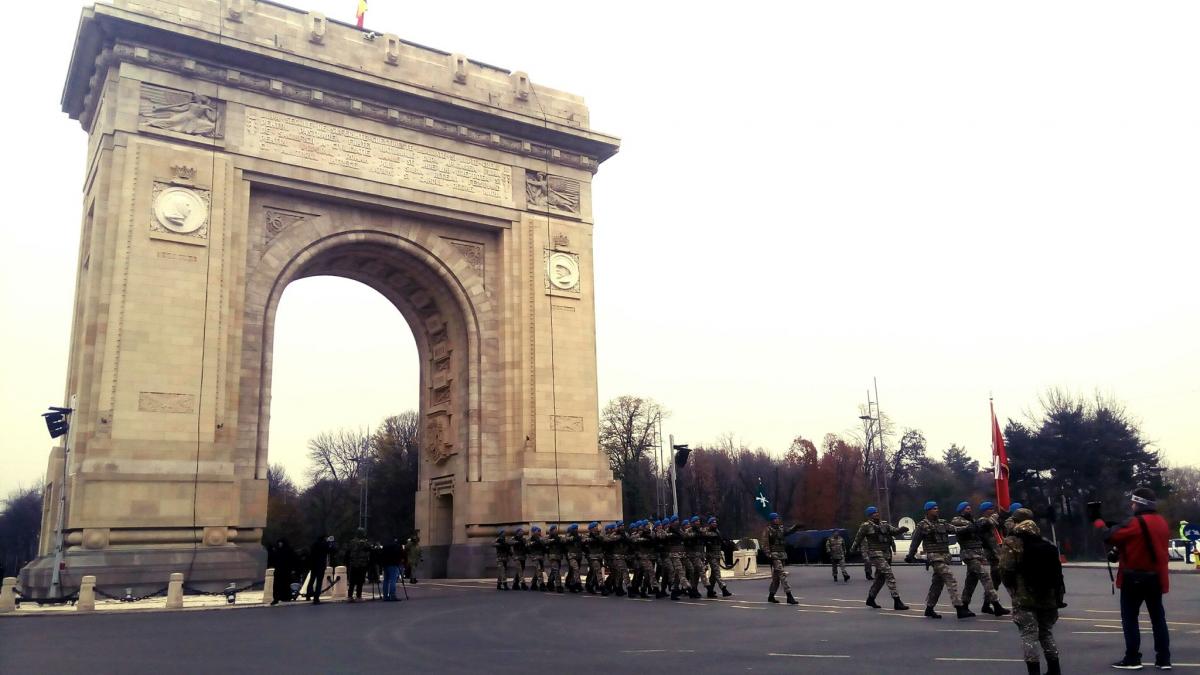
[
  {"x1": 548, "y1": 524, "x2": 558, "y2": 531},
  {"x1": 588, "y1": 521, "x2": 598, "y2": 529},
  {"x1": 768, "y1": 512, "x2": 779, "y2": 520},
  {"x1": 604, "y1": 524, "x2": 614, "y2": 531},
  {"x1": 616, "y1": 521, "x2": 624, "y2": 526},
  {"x1": 956, "y1": 501, "x2": 970, "y2": 514},
  {"x1": 690, "y1": 516, "x2": 700, "y2": 523},
  {"x1": 924, "y1": 501, "x2": 939, "y2": 511},
  {"x1": 707, "y1": 517, "x2": 717, "y2": 524},
  {"x1": 568, "y1": 523, "x2": 578, "y2": 531},
  {"x1": 865, "y1": 506, "x2": 878, "y2": 516},
  {"x1": 531, "y1": 526, "x2": 541, "y2": 533},
  {"x1": 670, "y1": 515, "x2": 679, "y2": 522},
  {"x1": 1009, "y1": 502, "x2": 1023, "y2": 511},
  {"x1": 498, "y1": 528, "x2": 505, "y2": 535},
  {"x1": 979, "y1": 501, "x2": 995, "y2": 512}
]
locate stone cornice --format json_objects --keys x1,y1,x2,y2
[{"x1": 64, "y1": 5, "x2": 620, "y2": 172}]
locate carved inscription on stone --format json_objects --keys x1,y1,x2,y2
[
  {"x1": 243, "y1": 108, "x2": 514, "y2": 206},
  {"x1": 552, "y1": 415, "x2": 584, "y2": 432},
  {"x1": 526, "y1": 170, "x2": 581, "y2": 215},
  {"x1": 139, "y1": 84, "x2": 223, "y2": 138},
  {"x1": 138, "y1": 392, "x2": 195, "y2": 413}
]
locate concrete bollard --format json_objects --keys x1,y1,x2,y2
[
  {"x1": 165, "y1": 572, "x2": 184, "y2": 609},
  {"x1": 322, "y1": 566, "x2": 334, "y2": 598},
  {"x1": 0, "y1": 577, "x2": 16, "y2": 612},
  {"x1": 77, "y1": 576, "x2": 96, "y2": 612},
  {"x1": 262, "y1": 568, "x2": 275, "y2": 605},
  {"x1": 332, "y1": 566, "x2": 348, "y2": 600},
  {"x1": 732, "y1": 550, "x2": 757, "y2": 577}
]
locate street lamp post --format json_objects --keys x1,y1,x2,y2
[{"x1": 859, "y1": 383, "x2": 891, "y2": 523}]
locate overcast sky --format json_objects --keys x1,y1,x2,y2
[{"x1": 2, "y1": 1, "x2": 1197, "y2": 497}]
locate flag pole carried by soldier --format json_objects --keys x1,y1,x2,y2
[
  {"x1": 906, "y1": 500, "x2": 975, "y2": 619},
  {"x1": 850, "y1": 506, "x2": 910, "y2": 611},
  {"x1": 703, "y1": 516, "x2": 733, "y2": 598},
  {"x1": 998, "y1": 508, "x2": 1064, "y2": 675},
  {"x1": 955, "y1": 501, "x2": 1009, "y2": 616},
  {"x1": 825, "y1": 530, "x2": 851, "y2": 583},
  {"x1": 763, "y1": 512, "x2": 802, "y2": 605},
  {"x1": 980, "y1": 502, "x2": 1005, "y2": 596}
]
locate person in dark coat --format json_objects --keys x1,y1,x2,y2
[
  {"x1": 267, "y1": 538, "x2": 299, "y2": 605},
  {"x1": 305, "y1": 535, "x2": 335, "y2": 604}
]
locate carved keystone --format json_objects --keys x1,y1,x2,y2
[
  {"x1": 308, "y1": 12, "x2": 327, "y2": 44},
  {"x1": 451, "y1": 53, "x2": 468, "y2": 84},
  {"x1": 77, "y1": 576, "x2": 96, "y2": 612},
  {"x1": 166, "y1": 572, "x2": 184, "y2": 609}
]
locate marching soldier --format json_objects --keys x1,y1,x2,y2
[
  {"x1": 526, "y1": 526, "x2": 546, "y2": 591},
  {"x1": 605, "y1": 522, "x2": 631, "y2": 597},
  {"x1": 998, "y1": 508, "x2": 1063, "y2": 675},
  {"x1": 684, "y1": 516, "x2": 706, "y2": 598},
  {"x1": 907, "y1": 501, "x2": 974, "y2": 619},
  {"x1": 703, "y1": 516, "x2": 732, "y2": 598},
  {"x1": 584, "y1": 522, "x2": 606, "y2": 595},
  {"x1": 954, "y1": 502, "x2": 1008, "y2": 616},
  {"x1": 1003, "y1": 502, "x2": 1024, "y2": 535},
  {"x1": 563, "y1": 523, "x2": 584, "y2": 593},
  {"x1": 763, "y1": 512, "x2": 801, "y2": 605},
  {"x1": 508, "y1": 526, "x2": 529, "y2": 591},
  {"x1": 629, "y1": 521, "x2": 654, "y2": 598},
  {"x1": 654, "y1": 519, "x2": 671, "y2": 598},
  {"x1": 980, "y1": 502, "x2": 1005, "y2": 594},
  {"x1": 850, "y1": 506, "x2": 909, "y2": 611},
  {"x1": 545, "y1": 525, "x2": 565, "y2": 593},
  {"x1": 667, "y1": 516, "x2": 693, "y2": 600},
  {"x1": 494, "y1": 529, "x2": 511, "y2": 591},
  {"x1": 825, "y1": 530, "x2": 851, "y2": 583}
]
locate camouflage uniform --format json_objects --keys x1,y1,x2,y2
[
  {"x1": 683, "y1": 524, "x2": 707, "y2": 595},
  {"x1": 494, "y1": 533, "x2": 511, "y2": 589},
  {"x1": 825, "y1": 533, "x2": 850, "y2": 581},
  {"x1": 563, "y1": 528, "x2": 584, "y2": 592},
  {"x1": 605, "y1": 526, "x2": 630, "y2": 596},
  {"x1": 629, "y1": 526, "x2": 654, "y2": 598},
  {"x1": 851, "y1": 519, "x2": 904, "y2": 600},
  {"x1": 704, "y1": 524, "x2": 730, "y2": 595},
  {"x1": 653, "y1": 525, "x2": 671, "y2": 597},
  {"x1": 763, "y1": 522, "x2": 801, "y2": 599},
  {"x1": 983, "y1": 512, "x2": 1004, "y2": 591},
  {"x1": 507, "y1": 530, "x2": 528, "y2": 590},
  {"x1": 545, "y1": 528, "x2": 565, "y2": 592},
  {"x1": 998, "y1": 517, "x2": 1061, "y2": 670},
  {"x1": 584, "y1": 527, "x2": 606, "y2": 594},
  {"x1": 526, "y1": 531, "x2": 546, "y2": 590},
  {"x1": 666, "y1": 523, "x2": 691, "y2": 596},
  {"x1": 908, "y1": 516, "x2": 967, "y2": 610},
  {"x1": 953, "y1": 514, "x2": 999, "y2": 609}
]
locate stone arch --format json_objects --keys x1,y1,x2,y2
[{"x1": 237, "y1": 222, "x2": 494, "y2": 498}]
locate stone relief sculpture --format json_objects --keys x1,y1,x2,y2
[
  {"x1": 525, "y1": 170, "x2": 580, "y2": 214},
  {"x1": 140, "y1": 85, "x2": 222, "y2": 137}
]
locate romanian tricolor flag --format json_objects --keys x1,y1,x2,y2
[{"x1": 356, "y1": 0, "x2": 368, "y2": 29}]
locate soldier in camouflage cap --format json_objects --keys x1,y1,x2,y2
[
  {"x1": 953, "y1": 502, "x2": 1008, "y2": 615},
  {"x1": 907, "y1": 501, "x2": 974, "y2": 619},
  {"x1": 825, "y1": 530, "x2": 851, "y2": 583},
  {"x1": 850, "y1": 506, "x2": 909, "y2": 611},
  {"x1": 999, "y1": 508, "x2": 1063, "y2": 675}
]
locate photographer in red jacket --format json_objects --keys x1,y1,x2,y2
[{"x1": 1095, "y1": 487, "x2": 1171, "y2": 671}]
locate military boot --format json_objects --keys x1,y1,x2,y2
[
  {"x1": 721, "y1": 587, "x2": 732, "y2": 597},
  {"x1": 866, "y1": 595, "x2": 882, "y2": 609},
  {"x1": 893, "y1": 597, "x2": 909, "y2": 611},
  {"x1": 979, "y1": 600, "x2": 993, "y2": 614},
  {"x1": 924, "y1": 606, "x2": 942, "y2": 619},
  {"x1": 767, "y1": 594, "x2": 780, "y2": 604},
  {"x1": 689, "y1": 587, "x2": 702, "y2": 599},
  {"x1": 1025, "y1": 662, "x2": 1040, "y2": 675},
  {"x1": 615, "y1": 587, "x2": 626, "y2": 597},
  {"x1": 842, "y1": 572, "x2": 851, "y2": 582},
  {"x1": 955, "y1": 605, "x2": 976, "y2": 619},
  {"x1": 670, "y1": 588, "x2": 681, "y2": 601},
  {"x1": 1043, "y1": 656, "x2": 1061, "y2": 675},
  {"x1": 991, "y1": 600, "x2": 1010, "y2": 616},
  {"x1": 556, "y1": 584, "x2": 565, "y2": 594},
  {"x1": 521, "y1": 582, "x2": 529, "y2": 590},
  {"x1": 707, "y1": 585, "x2": 718, "y2": 599},
  {"x1": 786, "y1": 592, "x2": 799, "y2": 605}
]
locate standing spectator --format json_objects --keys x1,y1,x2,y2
[
  {"x1": 305, "y1": 535, "x2": 335, "y2": 605},
  {"x1": 266, "y1": 538, "x2": 298, "y2": 605},
  {"x1": 346, "y1": 528, "x2": 372, "y2": 602},
  {"x1": 1096, "y1": 487, "x2": 1171, "y2": 671},
  {"x1": 380, "y1": 538, "x2": 403, "y2": 601},
  {"x1": 406, "y1": 532, "x2": 422, "y2": 584}
]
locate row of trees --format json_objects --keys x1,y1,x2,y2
[{"x1": 602, "y1": 390, "x2": 1198, "y2": 560}]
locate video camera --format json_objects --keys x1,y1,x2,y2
[{"x1": 1087, "y1": 501, "x2": 1120, "y2": 564}]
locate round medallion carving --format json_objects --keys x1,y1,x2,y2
[
  {"x1": 547, "y1": 252, "x2": 579, "y2": 291},
  {"x1": 153, "y1": 186, "x2": 208, "y2": 234}
]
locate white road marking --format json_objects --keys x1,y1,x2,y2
[
  {"x1": 796, "y1": 609, "x2": 841, "y2": 614},
  {"x1": 768, "y1": 648, "x2": 854, "y2": 653},
  {"x1": 621, "y1": 650, "x2": 667, "y2": 654},
  {"x1": 936, "y1": 629, "x2": 998, "y2": 633},
  {"x1": 1073, "y1": 631, "x2": 1124, "y2": 635},
  {"x1": 797, "y1": 603, "x2": 859, "y2": 609},
  {"x1": 731, "y1": 605, "x2": 765, "y2": 610},
  {"x1": 936, "y1": 653, "x2": 1022, "y2": 658}
]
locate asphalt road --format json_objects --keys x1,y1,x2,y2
[{"x1": 2, "y1": 566, "x2": 1197, "y2": 674}]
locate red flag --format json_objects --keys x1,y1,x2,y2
[
  {"x1": 356, "y1": 0, "x2": 367, "y2": 28},
  {"x1": 991, "y1": 399, "x2": 1011, "y2": 510}
]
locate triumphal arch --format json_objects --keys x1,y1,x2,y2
[{"x1": 21, "y1": 0, "x2": 621, "y2": 596}]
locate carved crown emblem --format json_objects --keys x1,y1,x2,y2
[
  {"x1": 171, "y1": 165, "x2": 197, "y2": 181},
  {"x1": 553, "y1": 233, "x2": 570, "y2": 249}
]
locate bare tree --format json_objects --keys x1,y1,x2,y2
[
  {"x1": 599, "y1": 396, "x2": 667, "y2": 479},
  {"x1": 306, "y1": 428, "x2": 372, "y2": 483}
]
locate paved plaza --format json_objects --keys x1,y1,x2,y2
[{"x1": 3, "y1": 566, "x2": 1196, "y2": 674}]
